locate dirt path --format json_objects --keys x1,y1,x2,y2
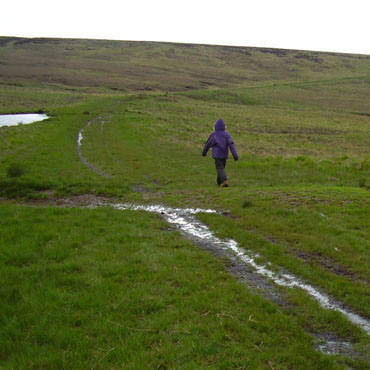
[
  {"x1": 76, "y1": 100, "x2": 125, "y2": 179},
  {"x1": 77, "y1": 116, "x2": 112, "y2": 179}
]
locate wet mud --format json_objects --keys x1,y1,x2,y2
[{"x1": 315, "y1": 333, "x2": 360, "y2": 357}]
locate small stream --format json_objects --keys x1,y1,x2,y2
[
  {"x1": 108, "y1": 203, "x2": 370, "y2": 338},
  {"x1": 77, "y1": 117, "x2": 112, "y2": 178}
]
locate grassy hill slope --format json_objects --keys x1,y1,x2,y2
[
  {"x1": 1, "y1": 36, "x2": 369, "y2": 93},
  {"x1": 0, "y1": 37, "x2": 369, "y2": 368}
]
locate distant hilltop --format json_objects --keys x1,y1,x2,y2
[{"x1": 1, "y1": 36, "x2": 369, "y2": 93}]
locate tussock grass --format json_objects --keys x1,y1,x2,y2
[
  {"x1": 0, "y1": 178, "x2": 52, "y2": 199},
  {"x1": 6, "y1": 162, "x2": 25, "y2": 178}
]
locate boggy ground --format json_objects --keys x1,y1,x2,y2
[
  {"x1": 1, "y1": 92, "x2": 369, "y2": 368},
  {"x1": 2, "y1": 191, "x2": 370, "y2": 366},
  {"x1": 0, "y1": 39, "x2": 369, "y2": 368},
  {"x1": 2, "y1": 202, "x2": 354, "y2": 369}
]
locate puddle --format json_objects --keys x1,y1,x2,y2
[
  {"x1": 109, "y1": 203, "x2": 370, "y2": 337},
  {"x1": 314, "y1": 332, "x2": 362, "y2": 358},
  {"x1": 0, "y1": 113, "x2": 49, "y2": 127},
  {"x1": 77, "y1": 121, "x2": 91, "y2": 147},
  {"x1": 317, "y1": 339, "x2": 356, "y2": 356},
  {"x1": 77, "y1": 118, "x2": 112, "y2": 179}
]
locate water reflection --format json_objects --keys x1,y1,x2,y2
[{"x1": 0, "y1": 113, "x2": 49, "y2": 127}]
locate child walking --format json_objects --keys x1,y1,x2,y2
[{"x1": 202, "y1": 118, "x2": 238, "y2": 187}]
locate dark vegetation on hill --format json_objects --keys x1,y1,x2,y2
[{"x1": 0, "y1": 36, "x2": 369, "y2": 93}]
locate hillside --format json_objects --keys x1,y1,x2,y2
[
  {"x1": 0, "y1": 37, "x2": 369, "y2": 369},
  {"x1": 0, "y1": 36, "x2": 369, "y2": 93}
]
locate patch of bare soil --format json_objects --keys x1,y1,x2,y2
[
  {"x1": 259, "y1": 48, "x2": 290, "y2": 57},
  {"x1": 294, "y1": 53, "x2": 323, "y2": 63},
  {"x1": 13, "y1": 37, "x2": 62, "y2": 46},
  {"x1": 0, "y1": 194, "x2": 114, "y2": 208},
  {"x1": 314, "y1": 332, "x2": 361, "y2": 357}
]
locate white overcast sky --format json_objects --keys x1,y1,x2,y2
[{"x1": 1, "y1": 0, "x2": 369, "y2": 55}]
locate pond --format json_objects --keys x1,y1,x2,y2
[{"x1": 0, "y1": 113, "x2": 49, "y2": 127}]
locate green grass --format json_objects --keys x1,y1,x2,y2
[
  {"x1": 0, "y1": 205, "x2": 343, "y2": 369},
  {"x1": 0, "y1": 37, "x2": 369, "y2": 368},
  {"x1": 196, "y1": 187, "x2": 370, "y2": 313}
]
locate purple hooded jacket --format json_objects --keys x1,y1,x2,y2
[{"x1": 202, "y1": 119, "x2": 238, "y2": 160}]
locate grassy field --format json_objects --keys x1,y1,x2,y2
[{"x1": 0, "y1": 37, "x2": 369, "y2": 368}]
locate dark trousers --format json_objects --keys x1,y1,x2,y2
[{"x1": 215, "y1": 158, "x2": 227, "y2": 185}]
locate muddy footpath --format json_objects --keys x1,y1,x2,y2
[{"x1": 3, "y1": 193, "x2": 369, "y2": 360}]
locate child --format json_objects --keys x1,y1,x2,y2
[{"x1": 202, "y1": 118, "x2": 238, "y2": 187}]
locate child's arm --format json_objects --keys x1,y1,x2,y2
[
  {"x1": 202, "y1": 134, "x2": 214, "y2": 156},
  {"x1": 228, "y1": 134, "x2": 239, "y2": 160}
]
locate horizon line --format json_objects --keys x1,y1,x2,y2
[{"x1": 1, "y1": 34, "x2": 369, "y2": 57}]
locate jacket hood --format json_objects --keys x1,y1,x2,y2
[{"x1": 214, "y1": 118, "x2": 225, "y2": 131}]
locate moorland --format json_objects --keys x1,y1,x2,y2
[{"x1": 0, "y1": 36, "x2": 369, "y2": 369}]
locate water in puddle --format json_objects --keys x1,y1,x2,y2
[
  {"x1": 317, "y1": 340, "x2": 355, "y2": 356},
  {"x1": 0, "y1": 113, "x2": 49, "y2": 127}
]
